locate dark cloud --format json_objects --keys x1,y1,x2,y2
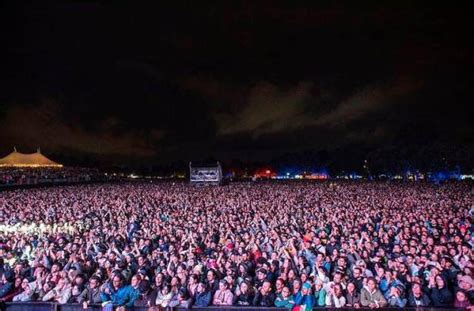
[
  {"x1": 313, "y1": 75, "x2": 424, "y2": 127},
  {"x1": 0, "y1": 99, "x2": 163, "y2": 157},
  {"x1": 1, "y1": 1, "x2": 472, "y2": 166},
  {"x1": 216, "y1": 81, "x2": 314, "y2": 136}
]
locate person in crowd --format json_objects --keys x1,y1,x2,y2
[
  {"x1": 253, "y1": 280, "x2": 275, "y2": 307},
  {"x1": 78, "y1": 275, "x2": 102, "y2": 308},
  {"x1": 458, "y1": 275, "x2": 474, "y2": 302},
  {"x1": 345, "y1": 281, "x2": 361, "y2": 308},
  {"x1": 233, "y1": 280, "x2": 254, "y2": 306},
  {"x1": 100, "y1": 273, "x2": 138, "y2": 310},
  {"x1": 192, "y1": 282, "x2": 211, "y2": 307},
  {"x1": 454, "y1": 289, "x2": 472, "y2": 308},
  {"x1": 430, "y1": 275, "x2": 454, "y2": 307},
  {"x1": 170, "y1": 288, "x2": 192, "y2": 309},
  {"x1": 12, "y1": 278, "x2": 34, "y2": 302},
  {"x1": 0, "y1": 271, "x2": 15, "y2": 300},
  {"x1": 133, "y1": 280, "x2": 152, "y2": 307},
  {"x1": 407, "y1": 282, "x2": 431, "y2": 307},
  {"x1": 313, "y1": 280, "x2": 327, "y2": 307},
  {"x1": 361, "y1": 277, "x2": 387, "y2": 308},
  {"x1": 274, "y1": 286, "x2": 295, "y2": 309},
  {"x1": 42, "y1": 277, "x2": 71, "y2": 304},
  {"x1": 324, "y1": 282, "x2": 345, "y2": 308},
  {"x1": 68, "y1": 284, "x2": 85, "y2": 303},
  {"x1": 212, "y1": 280, "x2": 233, "y2": 306},
  {"x1": 294, "y1": 282, "x2": 315, "y2": 310},
  {"x1": 0, "y1": 181, "x2": 471, "y2": 309},
  {"x1": 385, "y1": 284, "x2": 407, "y2": 308},
  {"x1": 151, "y1": 284, "x2": 174, "y2": 308}
]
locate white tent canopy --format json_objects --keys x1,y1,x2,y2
[{"x1": 0, "y1": 148, "x2": 62, "y2": 167}]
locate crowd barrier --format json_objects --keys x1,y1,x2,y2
[{"x1": 2, "y1": 302, "x2": 465, "y2": 311}]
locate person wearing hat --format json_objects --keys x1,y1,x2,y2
[
  {"x1": 458, "y1": 275, "x2": 474, "y2": 301},
  {"x1": 294, "y1": 282, "x2": 315, "y2": 310}
]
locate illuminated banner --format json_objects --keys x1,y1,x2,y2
[{"x1": 189, "y1": 162, "x2": 222, "y2": 184}]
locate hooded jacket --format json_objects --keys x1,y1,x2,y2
[{"x1": 361, "y1": 286, "x2": 387, "y2": 308}]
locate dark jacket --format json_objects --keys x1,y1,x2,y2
[
  {"x1": 78, "y1": 286, "x2": 102, "y2": 304},
  {"x1": 233, "y1": 293, "x2": 254, "y2": 306},
  {"x1": 193, "y1": 291, "x2": 211, "y2": 307},
  {"x1": 408, "y1": 292, "x2": 431, "y2": 307},
  {"x1": 208, "y1": 280, "x2": 219, "y2": 294},
  {"x1": 0, "y1": 282, "x2": 14, "y2": 299},
  {"x1": 253, "y1": 292, "x2": 275, "y2": 307},
  {"x1": 430, "y1": 286, "x2": 454, "y2": 307}
]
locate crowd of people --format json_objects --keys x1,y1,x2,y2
[
  {"x1": 0, "y1": 181, "x2": 472, "y2": 310},
  {"x1": 0, "y1": 167, "x2": 101, "y2": 186}
]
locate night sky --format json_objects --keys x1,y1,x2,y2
[{"x1": 1, "y1": 2, "x2": 472, "y2": 168}]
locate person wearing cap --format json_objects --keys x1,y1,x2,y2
[{"x1": 294, "y1": 282, "x2": 315, "y2": 310}]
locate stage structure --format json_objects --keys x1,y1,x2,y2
[{"x1": 189, "y1": 161, "x2": 222, "y2": 185}]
